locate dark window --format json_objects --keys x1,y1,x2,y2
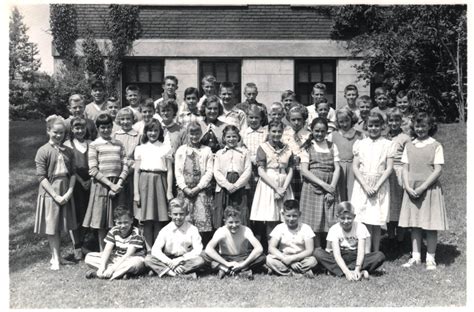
[
  {"x1": 122, "y1": 59, "x2": 164, "y2": 103},
  {"x1": 199, "y1": 59, "x2": 242, "y2": 102},
  {"x1": 295, "y1": 60, "x2": 336, "y2": 107}
]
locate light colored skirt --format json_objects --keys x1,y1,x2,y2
[{"x1": 250, "y1": 169, "x2": 293, "y2": 222}]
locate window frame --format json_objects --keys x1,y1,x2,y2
[
  {"x1": 294, "y1": 59, "x2": 337, "y2": 108},
  {"x1": 121, "y1": 58, "x2": 165, "y2": 103},
  {"x1": 198, "y1": 58, "x2": 242, "y2": 103}
]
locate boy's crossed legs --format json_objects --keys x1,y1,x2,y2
[{"x1": 266, "y1": 254, "x2": 317, "y2": 276}]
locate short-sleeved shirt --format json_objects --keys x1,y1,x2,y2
[
  {"x1": 152, "y1": 221, "x2": 203, "y2": 260},
  {"x1": 326, "y1": 222, "x2": 370, "y2": 253},
  {"x1": 134, "y1": 140, "x2": 171, "y2": 171},
  {"x1": 105, "y1": 226, "x2": 145, "y2": 256},
  {"x1": 242, "y1": 126, "x2": 268, "y2": 163},
  {"x1": 300, "y1": 140, "x2": 340, "y2": 163},
  {"x1": 401, "y1": 137, "x2": 444, "y2": 164},
  {"x1": 256, "y1": 142, "x2": 294, "y2": 170},
  {"x1": 270, "y1": 222, "x2": 315, "y2": 255}
]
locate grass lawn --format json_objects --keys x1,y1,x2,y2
[{"x1": 9, "y1": 120, "x2": 466, "y2": 308}]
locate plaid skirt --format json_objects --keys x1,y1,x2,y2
[{"x1": 300, "y1": 169, "x2": 336, "y2": 233}]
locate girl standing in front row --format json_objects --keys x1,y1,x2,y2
[
  {"x1": 175, "y1": 122, "x2": 214, "y2": 245},
  {"x1": 133, "y1": 118, "x2": 173, "y2": 252},
  {"x1": 300, "y1": 117, "x2": 341, "y2": 248},
  {"x1": 83, "y1": 113, "x2": 129, "y2": 251},
  {"x1": 214, "y1": 125, "x2": 251, "y2": 227},
  {"x1": 399, "y1": 112, "x2": 448, "y2": 270},
  {"x1": 351, "y1": 112, "x2": 393, "y2": 252},
  {"x1": 250, "y1": 120, "x2": 294, "y2": 249},
  {"x1": 35, "y1": 115, "x2": 77, "y2": 270}
]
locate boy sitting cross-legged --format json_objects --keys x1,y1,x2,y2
[
  {"x1": 266, "y1": 199, "x2": 317, "y2": 278},
  {"x1": 144, "y1": 198, "x2": 205, "y2": 279},
  {"x1": 84, "y1": 205, "x2": 146, "y2": 280},
  {"x1": 314, "y1": 201, "x2": 385, "y2": 281},
  {"x1": 204, "y1": 206, "x2": 265, "y2": 280}
]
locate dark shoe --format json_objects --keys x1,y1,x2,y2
[
  {"x1": 304, "y1": 270, "x2": 315, "y2": 279},
  {"x1": 85, "y1": 270, "x2": 97, "y2": 279},
  {"x1": 239, "y1": 270, "x2": 254, "y2": 280}
]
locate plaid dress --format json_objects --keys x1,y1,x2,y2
[{"x1": 300, "y1": 142, "x2": 337, "y2": 233}]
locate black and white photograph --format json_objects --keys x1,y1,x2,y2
[{"x1": 7, "y1": 1, "x2": 468, "y2": 308}]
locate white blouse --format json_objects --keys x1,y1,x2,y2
[{"x1": 134, "y1": 141, "x2": 171, "y2": 171}]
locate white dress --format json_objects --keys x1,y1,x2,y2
[{"x1": 350, "y1": 137, "x2": 392, "y2": 226}]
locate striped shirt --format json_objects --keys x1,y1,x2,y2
[
  {"x1": 105, "y1": 226, "x2": 145, "y2": 256},
  {"x1": 242, "y1": 126, "x2": 268, "y2": 164},
  {"x1": 88, "y1": 137, "x2": 128, "y2": 180}
]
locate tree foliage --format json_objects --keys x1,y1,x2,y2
[
  {"x1": 329, "y1": 5, "x2": 467, "y2": 122},
  {"x1": 9, "y1": 6, "x2": 41, "y2": 82},
  {"x1": 82, "y1": 29, "x2": 105, "y2": 81}
]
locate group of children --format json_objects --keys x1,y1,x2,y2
[{"x1": 34, "y1": 75, "x2": 448, "y2": 280}]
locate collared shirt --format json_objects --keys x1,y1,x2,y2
[
  {"x1": 213, "y1": 146, "x2": 251, "y2": 192},
  {"x1": 152, "y1": 221, "x2": 203, "y2": 260},
  {"x1": 84, "y1": 102, "x2": 106, "y2": 121},
  {"x1": 218, "y1": 106, "x2": 247, "y2": 130},
  {"x1": 352, "y1": 136, "x2": 393, "y2": 175},
  {"x1": 174, "y1": 144, "x2": 214, "y2": 190},
  {"x1": 307, "y1": 105, "x2": 337, "y2": 125},
  {"x1": 135, "y1": 140, "x2": 171, "y2": 171},
  {"x1": 113, "y1": 129, "x2": 141, "y2": 161},
  {"x1": 242, "y1": 126, "x2": 268, "y2": 163},
  {"x1": 161, "y1": 122, "x2": 187, "y2": 157},
  {"x1": 177, "y1": 111, "x2": 202, "y2": 129}
]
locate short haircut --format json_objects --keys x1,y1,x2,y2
[
  {"x1": 316, "y1": 98, "x2": 330, "y2": 109},
  {"x1": 281, "y1": 90, "x2": 296, "y2": 101},
  {"x1": 187, "y1": 121, "x2": 203, "y2": 134},
  {"x1": 335, "y1": 108, "x2": 359, "y2": 127},
  {"x1": 90, "y1": 80, "x2": 105, "y2": 90},
  {"x1": 184, "y1": 87, "x2": 200, "y2": 98},
  {"x1": 412, "y1": 112, "x2": 438, "y2": 136},
  {"x1": 356, "y1": 95, "x2": 372, "y2": 107},
  {"x1": 158, "y1": 99, "x2": 179, "y2": 116},
  {"x1": 169, "y1": 197, "x2": 186, "y2": 212},
  {"x1": 374, "y1": 86, "x2": 388, "y2": 97},
  {"x1": 219, "y1": 81, "x2": 235, "y2": 94},
  {"x1": 312, "y1": 82, "x2": 327, "y2": 92},
  {"x1": 288, "y1": 103, "x2": 309, "y2": 121},
  {"x1": 107, "y1": 96, "x2": 120, "y2": 104},
  {"x1": 336, "y1": 201, "x2": 355, "y2": 216},
  {"x1": 224, "y1": 206, "x2": 241, "y2": 219},
  {"x1": 386, "y1": 107, "x2": 403, "y2": 120},
  {"x1": 125, "y1": 84, "x2": 140, "y2": 94},
  {"x1": 248, "y1": 104, "x2": 265, "y2": 121},
  {"x1": 95, "y1": 112, "x2": 113, "y2": 127},
  {"x1": 270, "y1": 102, "x2": 284, "y2": 112},
  {"x1": 164, "y1": 75, "x2": 178, "y2": 85},
  {"x1": 201, "y1": 74, "x2": 216, "y2": 85},
  {"x1": 222, "y1": 125, "x2": 241, "y2": 144},
  {"x1": 114, "y1": 205, "x2": 133, "y2": 220},
  {"x1": 199, "y1": 95, "x2": 224, "y2": 117},
  {"x1": 344, "y1": 84, "x2": 359, "y2": 94},
  {"x1": 244, "y1": 82, "x2": 258, "y2": 91},
  {"x1": 396, "y1": 90, "x2": 408, "y2": 99},
  {"x1": 142, "y1": 118, "x2": 165, "y2": 143},
  {"x1": 310, "y1": 117, "x2": 328, "y2": 131},
  {"x1": 367, "y1": 111, "x2": 385, "y2": 126},
  {"x1": 267, "y1": 120, "x2": 285, "y2": 132},
  {"x1": 69, "y1": 116, "x2": 90, "y2": 140},
  {"x1": 283, "y1": 199, "x2": 300, "y2": 212},
  {"x1": 142, "y1": 98, "x2": 156, "y2": 111},
  {"x1": 68, "y1": 94, "x2": 85, "y2": 106},
  {"x1": 116, "y1": 107, "x2": 136, "y2": 123}
]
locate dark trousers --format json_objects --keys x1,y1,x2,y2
[
  {"x1": 314, "y1": 247, "x2": 385, "y2": 277},
  {"x1": 202, "y1": 252, "x2": 266, "y2": 272}
]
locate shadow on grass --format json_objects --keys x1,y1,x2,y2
[{"x1": 435, "y1": 243, "x2": 461, "y2": 266}]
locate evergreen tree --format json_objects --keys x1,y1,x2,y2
[{"x1": 9, "y1": 6, "x2": 41, "y2": 82}]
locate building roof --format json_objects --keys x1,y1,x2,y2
[{"x1": 75, "y1": 5, "x2": 333, "y2": 40}]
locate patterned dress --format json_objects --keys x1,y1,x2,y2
[
  {"x1": 250, "y1": 142, "x2": 294, "y2": 222},
  {"x1": 300, "y1": 141, "x2": 339, "y2": 232}
]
